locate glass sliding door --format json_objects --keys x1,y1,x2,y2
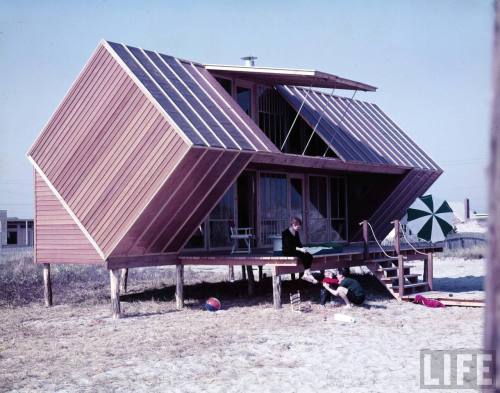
[
  {"x1": 330, "y1": 177, "x2": 347, "y2": 241},
  {"x1": 290, "y1": 176, "x2": 304, "y2": 222},
  {"x1": 307, "y1": 176, "x2": 329, "y2": 243},
  {"x1": 259, "y1": 173, "x2": 288, "y2": 246},
  {"x1": 209, "y1": 185, "x2": 236, "y2": 248}
]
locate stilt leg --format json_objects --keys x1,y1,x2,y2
[
  {"x1": 120, "y1": 268, "x2": 128, "y2": 293},
  {"x1": 258, "y1": 266, "x2": 263, "y2": 281},
  {"x1": 109, "y1": 269, "x2": 121, "y2": 319},
  {"x1": 272, "y1": 266, "x2": 282, "y2": 309},
  {"x1": 228, "y1": 265, "x2": 235, "y2": 282},
  {"x1": 427, "y1": 253, "x2": 433, "y2": 291},
  {"x1": 43, "y1": 263, "x2": 52, "y2": 307},
  {"x1": 241, "y1": 265, "x2": 247, "y2": 280},
  {"x1": 291, "y1": 273, "x2": 296, "y2": 281},
  {"x1": 176, "y1": 264, "x2": 184, "y2": 310},
  {"x1": 246, "y1": 265, "x2": 255, "y2": 296},
  {"x1": 397, "y1": 255, "x2": 404, "y2": 299}
]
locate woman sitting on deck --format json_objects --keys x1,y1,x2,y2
[{"x1": 282, "y1": 217, "x2": 317, "y2": 284}]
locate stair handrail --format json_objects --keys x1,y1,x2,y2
[
  {"x1": 398, "y1": 222, "x2": 429, "y2": 256},
  {"x1": 359, "y1": 220, "x2": 398, "y2": 260}
]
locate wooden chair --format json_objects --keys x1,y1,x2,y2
[
  {"x1": 290, "y1": 290, "x2": 312, "y2": 313},
  {"x1": 229, "y1": 225, "x2": 254, "y2": 254}
]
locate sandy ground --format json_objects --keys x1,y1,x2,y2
[{"x1": 0, "y1": 251, "x2": 485, "y2": 393}]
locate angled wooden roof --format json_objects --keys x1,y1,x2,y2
[
  {"x1": 28, "y1": 41, "x2": 270, "y2": 260},
  {"x1": 277, "y1": 85, "x2": 440, "y2": 171},
  {"x1": 205, "y1": 64, "x2": 377, "y2": 91}
]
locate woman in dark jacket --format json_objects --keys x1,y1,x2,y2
[{"x1": 282, "y1": 217, "x2": 317, "y2": 284}]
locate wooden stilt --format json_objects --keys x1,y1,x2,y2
[
  {"x1": 246, "y1": 265, "x2": 255, "y2": 296},
  {"x1": 176, "y1": 264, "x2": 184, "y2": 310},
  {"x1": 291, "y1": 273, "x2": 296, "y2": 281},
  {"x1": 228, "y1": 265, "x2": 235, "y2": 282},
  {"x1": 120, "y1": 268, "x2": 128, "y2": 293},
  {"x1": 258, "y1": 266, "x2": 263, "y2": 281},
  {"x1": 397, "y1": 255, "x2": 404, "y2": 299},
  {"x1": 272, "y1": 266, "x2": 282, "y2": 309},
  {"x1": 43, "y1": 263, "x2": 52, "y2": 307},
  {"x1": 109, "y1": 269, "x2": 121, "y2": 319},
  {"x1": 427, "y1": 253, "x2": 433, "y2": 291},
  {"x1": 241, "y1": 265, "x2": 247, "y2": 280}
]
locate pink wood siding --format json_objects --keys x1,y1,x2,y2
[
  {"x1": 28, "y1": 44, "x2": 192, "y2": 258},
  {"x1": 34, "y1": 173, "x2": 102, "y2": 264},
  {"x1": 110, "y1": 149, "x2": 252, "y2": 256}
]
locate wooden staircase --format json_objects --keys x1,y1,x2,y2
[{"x1": 366, "y1": 257, "x2": 429, "y2": 299}]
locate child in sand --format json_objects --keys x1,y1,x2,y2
[
  {"x1": 319, "y1": 270, "x2": 340, "y2": 307},
  {"x1": 322, "y1": 268, "x2": 365, "y2": 307}
]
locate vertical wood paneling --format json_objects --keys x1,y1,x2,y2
[{"x1": 34, "y1": 173, "x2": 102, "y2": 264}]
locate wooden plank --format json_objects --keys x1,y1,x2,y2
[
  {"x1": 43, "y1": 264, "x2": 52, "y2": 307},
  {"x1": 106, "y1": 253, "x2": 178, "y2": 269},
  {"x1": 176, "y1": 264, "x2": 184, "y2": 310},
  {"x1": 109, "y1": 269, "x2": 121, "y2": 319},
  {"x1": 397, "y1": 255, "x2": 404, "y2": 299},
  {"x1": 272, "y1": 266, "x2": 282, "y2": 309}
]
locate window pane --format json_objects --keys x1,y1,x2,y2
[
  {"x1": 185, "y1": 223, "x2": 205, "y2": 249},
  {"x1": 237, "y1": 86, "x2": 251, "y2": 116},
  {"x1": 209, "y1": 221, "x2": 232, "y2": 248},
  {"x1": 330, "y1": 220, "x2": 346, "y2": 241},
  {"x1": 308, "y1": 176, "x2": 327, "y2": 219},
  {"x1": 216, "y1": 77, "x2": 232, "y2": 96},
  {"x1": 260, "y1": 173, "x2": 288, "y2": 245}
]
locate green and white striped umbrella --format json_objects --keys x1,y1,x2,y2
[{"x1": 406, "y1": 195, "x2": 454, "y2": 243}]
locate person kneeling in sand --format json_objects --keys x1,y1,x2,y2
[{"x1": 322, "y1": 268, "x2": 365, "y2": 307}]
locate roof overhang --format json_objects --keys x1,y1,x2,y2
[{"x1": 204, "y1": 64, "x2": 377, "y2": 92}]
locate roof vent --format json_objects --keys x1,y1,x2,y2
[{"x1": 241, "y1": 56, "x2": 257, "y2": 67}]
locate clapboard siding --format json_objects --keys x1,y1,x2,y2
[
  {"x1": 35, "y1": 173, "x2": 102, "y2": 264},
  {"x1": 28, "y1": 43, "x2": 193, "y2": 258}
]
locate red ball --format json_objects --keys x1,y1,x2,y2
[{"x1": 205, "y1": 297, "x2": 221, "y2": 312}]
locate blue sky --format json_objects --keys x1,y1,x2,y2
[{"x1": 0, "y1": 0, "x2": 493, "y2": 218}]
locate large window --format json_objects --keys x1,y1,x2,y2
[
  {"x1": 308, "y1": 175, "x2": 347, "y2": 243},
  {"x1": 236, "y1": 86, "x2": 252, "y2": 117},
  {"x1": 260, "y1": 173, "x2": 288, "y2": 246},
  {"x1": 308, "y1": 176, "x2": 329, "y2": 243},
  {"x1": 330, "y1": 177, "x2": 347, "y2": 241},
  {"x1": 209, "y1": 186, "x2": 236, "y2": 248}
]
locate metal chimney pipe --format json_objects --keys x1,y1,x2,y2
[{"x1": 241, "y1": 56, "x2": 257, "y2": 67}]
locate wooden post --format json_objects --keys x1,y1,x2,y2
[
  {"x1": 426, "y1": 253, "x2": 433, "y2": 291},
  {"x1": 43, "y1": 263, "x2": 52, "y2": 307},
  {"x1": 246, "y1": 265, "x2": 255, "y2": 296},
  {"x1": 258, "y1": 266, "x2": 263, "y2": 281},
  {"x1": 397, "y1": 255, "x2": 404, "y2": 299},
  {"x1": 176, "y1": 264, "x2": 184, "y2": 310},
  {"x1": 272, "y1": 266, "x2": 282, "y2": 309},
  {"x1": 228, "y1": 265, "x2": 235, "y2": 282},
  {"x1": 109, "y1": 269, "x2": 121, "y2": 319},
  {"x1": 361, "y1": 220, "x2": 369, "y2": 260},
  {"x1": 392, "y1": 219, "x2": 401, "y2": 255},
  {"x1": 291, "y1": 273, "x2": 296, "y2": 281},
  {"x1": 120, "y1": 268, "x2": 128, "y2": 293},
  {"x1": 464, "y1": 198, "x2": 470, "y2": 220},
  {"x1": 485, "y1": 5, "x2": 500, "y2": 388},
  {"x1": 241, "y1": 265, "x2": 247, "y2": 280}
]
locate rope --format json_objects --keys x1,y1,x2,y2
[
  {"x1": 366, "y1": 221, "x2": 399, "y2": 260},
  {"x1": 302, "y1": 88, "x2": 335, "y2": 156},
  {"x1": 399, "y1": 222, "x2": 429, "y2": 256},
  {"x1": 280, "y1": 85, "x2": 312, "y2": 151},
  {"x1": 323, "y1": 89, "x2": 358, "y2": 157}
]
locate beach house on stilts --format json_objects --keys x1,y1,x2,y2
[{"x1": 27, "y1": 40, "x2": 442, "y2": 318}]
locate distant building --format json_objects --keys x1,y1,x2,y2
[{"x1": 0, "y1": 210, "x2": 34, "y2": 248}]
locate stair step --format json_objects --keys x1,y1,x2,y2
[
  {"x1": 368, "y1": 258, "x2": 398, "y2": 263},
  {"x1": 381, "y1": 274, "x2": 420, "y2": 283},
  {"x1": 379, "y1": 267, "x2": 411, "y2": 276}
]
